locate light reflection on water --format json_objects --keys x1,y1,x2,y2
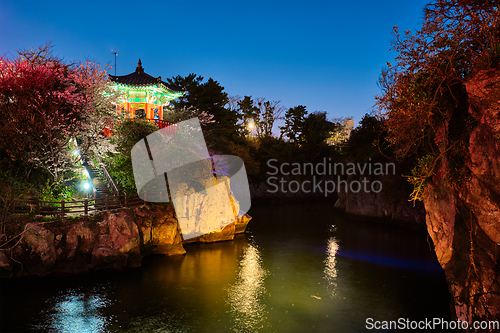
[
  {"x1": 324, "y1": 236, "x2": 339, "y2": 296},
  {"x1": 35, "y1": 288, "x2": 111, "y2": 333},
  {"x1": 51, "y1": 295, "x2": 106, "y2": 333},
  {"x1": 227, "y1": 243, "x2": 268, "y2": 332}
]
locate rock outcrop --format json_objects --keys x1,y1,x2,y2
[
  {"x1": 150, "y1": 205, "x2": 186, "y2": 256},
  {"x1": 20, "y1": 223, "x2": 57, "y2": 275},
  {"x1": 235, "y1": 213, "x2": 251, "y2": 234},
  {"x1": 334, "y1": 173, "x2": 426, "y2": 227},
  {"x1": 172, "y1": 175, "x2": 240, "y2": 238},
  {"x1": 0, "y1": 202, "x2": 252, "y2": 278},
  {"x1": 424, "y1": 68, "x2": 500, "y2": 327},
  {"x1": 91, "y1": 211, "x2": 142, "y2": 270}
]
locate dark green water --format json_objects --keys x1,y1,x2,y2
[{"x1": 0, "y1": 203, "x2": 452, "y2": 332}]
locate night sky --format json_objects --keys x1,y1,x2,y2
[{"x1": 1, "y1": 0, "x2": 429, "y2": 127}]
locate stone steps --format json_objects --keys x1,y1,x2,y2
[{"x1": 83, "y1": 162, "x2": 115, "y2": 211}]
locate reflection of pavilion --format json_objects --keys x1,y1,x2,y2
[{"x1": 109, "y1": 60, "x2": 185, "y2": 123}]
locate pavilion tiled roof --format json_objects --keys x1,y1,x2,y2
[{"x1": 108, "y1": 59, "x2": 184, "y2": 93}]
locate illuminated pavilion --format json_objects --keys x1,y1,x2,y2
[{"x1": 109, "y1": 59, "x2": 185, "y2": 121}]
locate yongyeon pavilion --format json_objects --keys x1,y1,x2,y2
[{"x1": 109, "y1": 59, "x2": 185, "y2": 123}]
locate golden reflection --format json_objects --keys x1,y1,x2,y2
[
  {"x1": 324, "y1": 236, "x2": 339, "y2": 296},
  {"x1": 228, "y1": 243, "x2": 267, "y2": 331}
]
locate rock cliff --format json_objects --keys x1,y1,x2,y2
[
  {"x1": 334, "y1": 173, "x2": 426, "y2": 228},
  {"x1": 424, "y1": 68, "x2": 500, "y2": 326}
]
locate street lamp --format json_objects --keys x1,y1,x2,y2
[
  {"x1": 247, "y1": 121, "x2": 255, "y2": 137},
  {"x1": 111, "y1": 50, "x2": 118, "y2": 76},
  {"x1": 82, "y1": 181, "x2": 92, "y2": 199}
]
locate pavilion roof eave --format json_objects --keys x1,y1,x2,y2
[
  {"x1": 108, "y1": 71, "x2": 184, "y2": 94},
  {"x1": 108, "y1": 59, "x2": 186, "y2": 99},
  {"x1": 112, "y1": 82, "x2": 185, "y2": 98}
]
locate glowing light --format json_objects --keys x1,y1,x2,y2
[
  {"x1": 72, "y1": 150, "x2": 80, "y2": 156},
  {"x1": 83, "y1": 182, "x2": 91, "y2": 190},
  {"x1": 111, "y1": 83, "x2": 185, "y2": 106},
  {"x1": 248, "y1": 122, "x2": 254, "y2": 130},
  {"x1": 324, "y1": 236, "x2": 339, "y2": 296}
]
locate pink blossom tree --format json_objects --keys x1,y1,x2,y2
[{"x1": 0, "y1": 45, "x2": 120, "y2": 188}]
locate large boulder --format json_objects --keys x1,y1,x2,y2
[
  {"x1": 151, "y1": 205, "x2": 185, "y2": 256},
  {"x1": 186, "y1": 221, "x2": 236, "y2": 243},
  {"x1": 91, "y1": 212, "x2": 142, "y2": 269},
  {"x1": 173, "y1": 177, "x2": 241, "y2": 241},
  {"x1": 0, "y1": 250, "x2": 13, "y2": 276},
  {"x1": 65, "y1": 221, "x2": 96, "y2": 260},
  {"x1": 235, "y1": 213, "x2": 252, "y2": 234},
  {"x1": 20, "y1": 223, "x2": 57, "y2": 275},
  {"x1": 134, "y1": 205, "x2": 154, "y2": 254}
]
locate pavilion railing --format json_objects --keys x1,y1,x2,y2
[
  {"x1": 146, "y1": 118, "x2": 173, "y2": 129},
  {"x1": 145, "y1": 118, "x2": 178, "y2": 137},
  {"x1": 104, "y1": 118, "x2": 178, "y2": 137}
]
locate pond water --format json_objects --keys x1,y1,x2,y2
[{"x1": 0, "y1": 202, "x2": 452, "y2": 332}]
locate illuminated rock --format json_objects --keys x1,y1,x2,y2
[
  {"x1": 65, "y1": 221, "x2": 96, "y2": 260},
  {"x1": 21, "y1": 223, "x2": 57, "y2": 275},
  {"x1": 91, "y1": 212, "x2": 141, "y2": 269},
  {"x1": 424, "y1": 68, "x2": 500, "y2": 324},
  {"x1": 174, "y1": 176, "x2": 240, "y2": 241},
  {"x1": 235, "y1": 213, "x2": 252, "y2": 234},
  {"x1": 150, "y1": 206, "x2": 185, "y2": 256}
]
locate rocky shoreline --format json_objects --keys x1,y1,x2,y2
[{"x1": 0, "y1": 205, "x2": 251, "y2": 278}]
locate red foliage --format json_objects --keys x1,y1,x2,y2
[{"x1": 0, "y1": 47, "x2": 119, "y2": 184}]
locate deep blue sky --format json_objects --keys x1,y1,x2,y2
[{"x1": 1, "y1": 0, "x2": 429, "y2": 127}]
